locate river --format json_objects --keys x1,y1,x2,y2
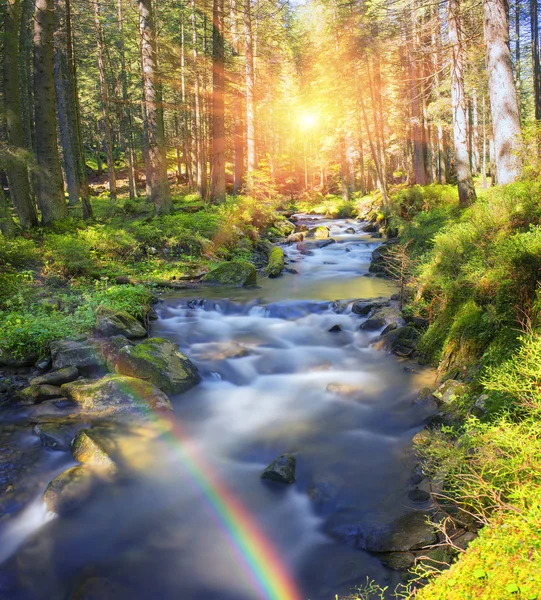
[{"x1": 0, "y1": 216, "x2": 436, "y2": 600}]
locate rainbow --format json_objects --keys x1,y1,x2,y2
[{"x1": 146, "y1": 409, "x2": 304, "y2": 600}]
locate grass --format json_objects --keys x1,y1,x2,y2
[{"x1": 0, "y1": 192, "x2": 289, "y2": 361}]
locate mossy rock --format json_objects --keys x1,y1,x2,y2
[
  {"x1": 116, "y1": 338, "x2": 201, "y2": 396},
  {"x1": 71, "y1": 429, "x2": 117, "y2": 473},
  {"x1": 50, "y1": 339, "x2": 107, "y2": 372},
  {"x1": 95, "y1": 306, "x2": 147, "y2": 339},
  {"x1": 202, "y1": 261, "x2": 257, "y2": 287},
  {"x1": 61, "y1": 374, "x2": 173, "y2": 417},
  {"x1": 306, "y1": 226, "x2": 330, "y2": 240},
  {"x1": 261, "y1": 453, "x2": 296, "y2": 484},
  {"x1": 16, "y1": 384, "x2": 63, "y2": 405},
  {"x1": 433, "y1": 379, "x2": 466, "y2": 405},
  {"x1": 361, "y1": 511, "x2": 437, "y2": 553},
  {"x1": 374, "y1": 326, "x2": 420, "y2": 357},
  {"x1": 265, "y1": 247, "x2": 285, "y2": 278},
  {"x1": 43, "y1": 466, "x2": 98, "y2": 515},
  {"x1": 30, "y1": 366, "x2": 79, "y2": 387}
]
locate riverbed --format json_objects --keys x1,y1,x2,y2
[{"x1": 0, "y1": 216, "x2": 437, "y2": 599}]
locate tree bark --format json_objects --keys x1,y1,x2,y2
[
  {"x1": 244, "y1": 0, "x2": 256, "y2": 179},
  {"x1": 483, "y1": 0, "x2": 523, "y2": 184},
  {"x1": 93, "y1": 0, "x2": 117, "y2": 200},
  {"x1": 210, "y1": 0, "x2": 226, "y2": 202},
  {"x1": 33, "y1": 0, "x2": 67, "y2": 224},
  {"x1": 118, "y1": 0, "x2": 137, "y2": 199},
  {"x1": 3, "y1": 0, "x2": 38, "y2": 228},
  {"x1": 139, "y1": 0, "x2": 172, "y2": 214},
  {"x1": 0, "y1": 184, "x2": 19, "y2": 237},
  {"x1": 191, "y1": 0, "x2": 206, "y2": 198},
  {"x1": 449, "y1": 0, "x2": 476, "y2": 206},
  {"x1": 532, "y1": 0, "x2": 541, "y2": 120}
]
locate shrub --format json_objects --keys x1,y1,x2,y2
[{"x1": 44, "y1": 234, "x2": 97, "y2": 278}]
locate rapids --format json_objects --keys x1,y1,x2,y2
[{"x1": 0, "y1": 216, "x2": 437, "y2": 600}]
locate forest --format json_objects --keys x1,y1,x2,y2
[{"x1": 0, "y1": 0, "x2": 540, "y2": 598}]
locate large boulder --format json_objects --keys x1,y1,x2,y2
[
  {"x1": 50, "y1": 339, "x2": 107, "y2": 372},
  {"x1": 306, "y1": 226, "x2": 330, "y2": 240},
  {"x1": 261, "y1": 454, "x2": 296, "y2": 484},
  {"x1": 265, "y1": 247, "x2": 285, "y2": 278},
  {"x1": 43, "y1": 466, "x2": 99, "y2": 515},
  {"x1": 351, "y1": 298, "x2": 388, "y2": 316},
  {"x1": 61, "y1": 375, "x2": 173, "y2": 417},
  {"x1": 95, "y1": 307, "x2": 147, "y2": 339},
  {"x1": 30, "y1": 366, "x2": 79, "y2": 387},
  {"x1": 202, "y1": 261, "x2": 257, "y2": 287},
  {"x1": 116, "y1": 338, "x2": 201, "y2": 396},
  {"x1": 374, "y1": 326, "x2": 420, "y2": 357},
  {"x1": 360, "y1": 511, "x2": 437, "y2": 553}
]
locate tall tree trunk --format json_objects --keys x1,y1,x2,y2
[
  {"x1": 19, "y1": 0, "x2": 34, "y2": 154},
  {"x1": 449, "y1": 0, "x2": 476, "y2": 206},
  {"x1": 180, "y1": 15, "x2": 193, "y2": 189},
  {"x1": 33, "y1": 0, "x2": 67, "y2": 224},
  {"x1": 531, "y1": 0, "x2": 541, "y2": 120},
  {"x1": 3, "y1": 0, "x2": 38, "y2": 228},
  {"x1": 0, "y1": 184, "x2": 19, "y2": 236},
  {"x1": 66, "y1": 0, "x2": 92, "y2": 219},
  {"x1": 407, "y1": 5, "x2": 427, "y2": 185},
  {"x1": 244, "y1": 0, "x2": 256, "y2": 180},
  {"x1": 118, "y1": 0, "x2": 137, "y2": 199},
  {"x1": 191, "y1": 0, "x2": 206, "y2": 198},
  {"x1": 210, "y1": 0, "x2": 226, "y2": 202},
  {"x1": 139, "y1": 0, "x2": 172, "y2": 214},
  {"x1": 93, "y1": 0, "x2": 117, "y2": 200},
  {"x1": 54, "y1": 0, "x2": 79, "y2": 207},
  {"x1": 483, "y1": 0, "x2": 523, "y2": 183}
]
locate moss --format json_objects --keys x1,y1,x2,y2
[
  {"x1": 201, "y1": 261, "x2": 257, "y2": 287},
  {"x1": 265, "y1": 247, "x2": 285, "y2": 278}
]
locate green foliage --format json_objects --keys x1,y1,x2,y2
[{"x1": 44, "y1": 234, "x2": 97, "y2": 278}]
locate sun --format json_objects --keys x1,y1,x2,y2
[{"x1": 299, "y1": 111, "x2": 317, "y2": 130}]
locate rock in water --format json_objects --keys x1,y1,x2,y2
[
  {"x1": 61, "y1": 375, "x2": 173, "y2": 417},
  {"x1": 261, "y1": 454, "x2": 296, "y2": 484},
  {"x1": 116, "y1": 338, "x2": 201, "y2": 395},
  {"x1": 328, "y1": 325, "x2": 342, "y2": 333},
  {"x1": 71, "y1": 429, "x2": 117, "y2": 473},
  {"x1": 265, "y1": 247, "x2": 285, "y2": 278},
  {"x1": 34, "y1": 421, "x2": 81, "y2": 451},
  {"x1": 30, "y1": 366, "x2": 79, "y2": 387},
  {"x1": 43, "y1": 466, "x2": 98, "y2": 515},
  {"x1": 306, "y1": 226, "x2": 330, "y2": 239},
  {"x1": 202, "y1": 261, "x2": 257, "y2": 287},
  {"x1": 360, "y1": 317, "x2": 386, "y2": 331},
  {"x1": 345, "y1": 227, "x2": 356, "y2": 234},
  {"x1": 374, "y1": 326, "x2": 420, "y2": 357},
  {"x1": 95, "y1": 306, "x2": 147, "y2": 339},
  {"x1": 360, "y1": 511, "x2": 437, "y2": 552}
]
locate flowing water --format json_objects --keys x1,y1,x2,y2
[{"x1": 0, "y1": 216, "x2": 437, "y2": 600}]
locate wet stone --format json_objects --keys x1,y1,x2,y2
[
  {"x1": 30, "y1": 366, "x2": 79, "y2": 387},
  {"x1": 408, "y1": 488, "x2": 431, "y2": 504},
  {"x1": 261, "y1": 454, "x2": 296, "y2": 484}
]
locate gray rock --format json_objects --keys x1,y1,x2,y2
[
  {"x1": 381, "y1": 322, "x2": 398, "y2": 336},
  {"x1": 360, "y1": 511, "x2": 437, "y2": 553},
  {"x1": 115, "y1": 338, "x2": 201, "y2": 396},
  {"x1": 351, "y1": 299, "x2": 388, "y2": 316},
  {"x1": 361, "y1": 317, "x2": 386, "y2": 331},
  {"x1": 471, "y1": 394, "x2": 489, "y2": 418},
  {"x1": 433, "y1": 379, "x2": 466, "y2": 405},
  {"x1": 412, "y1": 387, "x2": 437, "y2": 406},
  {"x1": 50, "y1": 339, "x2": 107, "y2": 372},
  {"x1": 95, "y1": 307, "x2": 147, "y2": 339},
  {"x1": 30, "y1": 366, "x2": 79, "y2": 387},
  {"x1": 408, "y1": 488, "x2": 431, "y2": 504},
  {"x1": 345, "y1": 227, "x2": 356, "y2": 234},
  {"x1": 34, "y1": 421, "x2": 81, "y2": 451},
  {"x1": 328, "y1": 325, "x2": 342, "y2": 333},
  {"x1": 43, "y1": 466, "x2": 99, "y2": 515},
  {"x1": 261, "y1": 454, "x2": 296, "y2": 484},
  {"x1": 374, "y1": 326, "x2": 420, "y2": 357},
  {"x1": 377, "y1": 552, "x2": 416, "y2": 571}
]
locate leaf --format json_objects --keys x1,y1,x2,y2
[
  {"x1": 505, "y1": 583, "x2": 519, "y2": 594},
  {"x1": 474, "y1": 568, "x2": 487, "y2": 579}
]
